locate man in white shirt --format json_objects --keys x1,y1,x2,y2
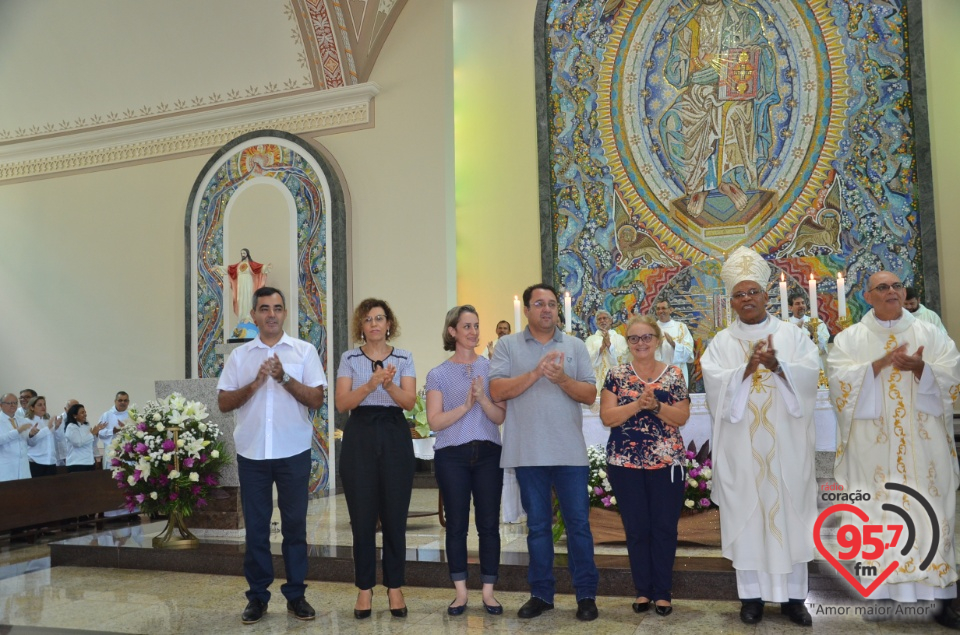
[
  {"x1": 584, "y1": 310, "x2": 628, "y2": 406},
  {"x1": 53, "y1": 399, "x2": 79, "y2": 467},
  {"x1": 15, "y1": 389, "x2": 36, "y2": 419},
  {"x1": 1, "y1": 393, "x2": 32, "y2": 481},
  {"x1": 484, "y1": 320, "x2": 512, "y2": 359},
  {"x1": 218, "y1": 287, "x2": 326, "y2": 625},
  {"x1": 98, "y1": 392, "x2": 130, "y2": 469},
  {"x1": 904, "y1": 286, "x2": 948, "y2": 333},
  {"x1": 653, "y1": 299, "x2": 695, "y2": 387}
]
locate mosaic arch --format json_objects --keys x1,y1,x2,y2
[
  {"x1": 538, "y1": 0, "x2": 935, "y2": 391},
  {"x1": 185, "y1": 130, "x2": 348, "y2": 492}
]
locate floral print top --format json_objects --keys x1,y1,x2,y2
[{"x1": 603, "y1": 363, "x2": 688, "y2": 470}]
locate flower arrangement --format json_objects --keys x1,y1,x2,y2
[
  {"x1": 587, "y1": 444, "x2": 618, "y2": 512},
  {"x1": 682, "y1": 441, "x2": 715, "y2": 511},
  {"x1": 109, "y1": 393, "x2": 229, "y2": 517},
  {"x1": 406, "y1": 388, "x2": 430, "y2": 439}
]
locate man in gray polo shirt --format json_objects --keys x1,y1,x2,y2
[{"x1": 490, "y1": 283, "x2": 600, "y2": 622}]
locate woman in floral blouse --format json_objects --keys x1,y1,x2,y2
[{"x1": 599, "y1": 314, "x2": 690, "y2": 617}]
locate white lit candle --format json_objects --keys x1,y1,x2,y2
[
  {"x1": 514, "y1": 295, "x2": 521, "y2": 333},
  {"x1": 564, "y1": 291, "x2": 572, "y2": 333},
  {"x1": 837, "y1": 272, "x2": 846, "y2": 319},
  {"x1": 779, "y1": 273, "x2": 789, "y2": 321},
  {"x1": 808, "y1": 273, "x2": 818, "y2": 321}
]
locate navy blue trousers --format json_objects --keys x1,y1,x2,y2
[
  {"x1": 237, "y1": 449, "x2": 311, "y2": 603},
  {"x1": 606, "y1": 463, "x2": 685, "y2": 602}
]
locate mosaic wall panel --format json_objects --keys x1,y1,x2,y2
[
  {"x1": 190, "y1": 134, "x2": 332, "y2": 492},
  {"x1": 543, "y1": 0, "x2": 928, "y2": 391}
]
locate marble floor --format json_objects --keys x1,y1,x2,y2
[{"x1": 0, "y1": 490, "x2": 954, "y2": 633}]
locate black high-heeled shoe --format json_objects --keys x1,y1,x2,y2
[
  {"x1": 632, "y1": 600, "x2": 650, "y2": 613},
  {"x1": 655, "y1": 603, "x2": 673, "y2": 616},
  {"x1": 354, "y1": 589, "x2": 373, "y2": 620},
  {"x1": 388, "y1": 589, "x2": 407, "y2": 618}
]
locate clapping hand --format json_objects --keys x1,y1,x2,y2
[
  {"x1": 541, "y1": 351, "x2": 567, "y2": 384},
  {"x1": 17, "y1": 422, "x2": 32, "y2": 434},
  {"x1": 635, "y1": 383, "x2": 659, "y2": 412},
  {"x1": 380, "y1": 364, "x2": 398, "y2": 388},
  {"x1": 463, "y1": 378, "x2": 478, "y2": 411},
  {"x1": 599, "y1": 331, "x2": 611, "y2": 354},
  {"x1": 891, "y1": 344, "x2": 924, "y2": 378},
  {"x1": 755, "y1": 335, "x2": 779, "y2": 372}
]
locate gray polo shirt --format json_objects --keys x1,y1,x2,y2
[{"x1": 489, "y1": 326, "x2": 596, "y2": 468}]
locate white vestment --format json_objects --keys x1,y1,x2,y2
[
  {"x1": 828, "y1": 310, "x2": 960, "y2": 600},
  {"x1": 702, "y1": 316, "x2": 820, "y2": 601},
  {"x1": 584, "y1": 330, "x2": 628, "y2": 410},
  {"x1": 914, "y1": 303, "x2": 947, "y2": 334},
  {"x1": 656, "y1": 319, "x2": 694, "y2": 386},
  {"x1": 99, "y1": 407, "x2": 129, "y2": 469}
]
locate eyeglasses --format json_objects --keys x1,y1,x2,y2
[
  {"x1": 530, "y1": 300, "x2": 558, "y2": 310},
  {"x1": 626, "y1": 334, "x2": 658, "y2": 344},
  {"x1": 869, "y1": 282, "x2": 904, "y2": 293},
  {"x1": 363, "y1": 314, "x2": 387, "y2": 324},
  {"x1": 731, "y1": 288, "x2": 764, "y2": 300},
  {"x1": 0, "y1": 401, "x2": 17, "y2": 406}
]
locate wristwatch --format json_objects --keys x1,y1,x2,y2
[{"x1": 281, "y1": 372, "x2": 291, "y2": 386}]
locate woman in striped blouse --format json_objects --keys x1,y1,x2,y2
[{"x1": 426, "y1": 305, "x2": 506, "y2": 616}]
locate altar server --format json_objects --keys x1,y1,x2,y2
[
  {"x1": 701, "y1": 246, "x2": 820, "y2": 626},
  {"x1": 654, "y1": 298, "x2": 694, "y2": 387}
]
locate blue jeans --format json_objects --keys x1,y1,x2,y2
[
  {"x1": 515, "y1": 465, "x2": 598, "y2": 602},
  {"x1": 434, "y1": 441, "x2": 503, "y2": 583},
  {"x1": 237, "y1": 449, "x2": 311, "y2": 603},
  {"x1": 606, "y1": 464, "x2": 685, "y2": 602}
]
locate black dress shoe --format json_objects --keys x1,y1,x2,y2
[
  {"x1": 576, "y1": 598, "x2": 599, "y2": 621},
  {"x1": 241, "y1": 599, "x2": 267, "y2": 625},
  {"x1": 447, "y1": 601, "x2": 467, "y2": 616},
  {"x1": 632, "y1": 601, "x2": 650, "y2": 613},
  {"x1": 655, "y1": 603, "x2": 673, "y2": 616},
  {"x1": 390, "y1": 606, "x2": 408, "y2": 618},
  {"x1": 287, "y1": 597, "x2": 315, "y2": 621},
  {"x1": 740, "y1": 601, "x2": 764, "y2": 624},
  {"x1": 780, "y1": 602, "x2": 812, "y2": 626},
  {"x1": 936, "y1": 602, "x2": 960, "y2": 630},
  {"x1": 517, "y1": 597, "x2": 554, "y2": 619}
]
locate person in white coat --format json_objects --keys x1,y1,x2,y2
[
  {"x1": 64, "y1": 404, "x2": 106, "y2": 472},
  {"x1": 0, "y1": 393, "x2": 32, "y2": 481}
]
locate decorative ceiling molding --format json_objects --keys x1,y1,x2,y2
[
  {"x1": 312, "y1": 0, "x2": 408, "y2": 83},
  {"x1": 0, "y1": 83, "x2": 379, "y2": 183}
]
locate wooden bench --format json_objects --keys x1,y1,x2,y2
[{"x1": 0, "y1": 470, "x2": 130, "y2": 537}]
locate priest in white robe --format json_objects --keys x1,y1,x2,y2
[
  {"x1": 584, "y1": 310, "x2": 628, "y2": 411},
  {"x1": 828, "y1": 271, "x2": 960, "y2": 628},
  {"x1": 701, "y1": 247, "x2": 820, "y2": 627},
  {"x1": 654, "y1": 298, "x2": 694, "y2": 387},
  {"x1": 905, "y1": 286, "x2": 948, "y2": 334}
]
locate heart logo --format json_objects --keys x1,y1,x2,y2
[{"x1": 813, "y1": 503, "x2": 900, "y2": 597}]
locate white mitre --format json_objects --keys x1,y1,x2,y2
[{"x1": 720, "y1": 246, "x2": 771, "y2": 295}]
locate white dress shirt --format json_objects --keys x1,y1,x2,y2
[
  {"x1": 0, "y1": 416, "x2": 31, "y2": 481},
  {"x1": 65, "y1": 422, "x2": 97, "y2": 466},
  {"x1": 218, "y1": 333, "x2": 327, "y2": 460},
  {"x1": 26, "y1": 417, "x2": 58, "y2": 465}
]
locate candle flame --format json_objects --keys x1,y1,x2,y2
[{"x1": 781, "y1": 273, "x2": 785, "y2": 282}]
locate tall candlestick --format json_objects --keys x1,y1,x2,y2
[
  {"x1": 808, "y1": 273, "x2": 818, "y2": 320},
  {"x1": 513, "y1": 295, "x2": 521, "y2": 333},
  {"x1": 564, "y1": 291, "x2": 572, "y2": 333},
  {"x1": 837, "y1": 272, "x2": 846, "y2": 318},
  {"x1": 779, "y1": 273, "x2": 789, "y2": 321}
]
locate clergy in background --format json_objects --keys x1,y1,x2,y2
[
  {"x1": 701, "y1": 247, "x2": 820, "y2": 627},
  {"x1": 584, "y1": 310, "x2": 628, "y2": 410},
  {"x1": 828, "y1": 271, "x2": 960, "y2": 627},
  {"x1": 904, "y1": 286, "x2": 948, "y2": 333},
  {"x1": 654, "y1": 298, "x2": 694, "y2": 387},
  {"x1": 787, "y1": 293, "x2": 829, "y2": 354}
]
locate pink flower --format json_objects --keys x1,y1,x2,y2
[
  {"x1": 602, "y1": 496, "x2": 612, "y2": 507},
  {"x1": 122, "y1": 443, "x2": 133, "y2": 454},
  {"x1": 169, "y1": 492, "x2": 179, "y2": 501},
  {"x1": 183, "y1": 457, "x2": 195, "y2": 468},
  {"x1": 135, "y1": 443, "x2": 148, "y2": 454},
  {"x1": 191, "y1": 485, "x2": 202, "y2": 496},
  {"x1": 593, "y1": 486, "x2": 604, "y2": 496},
  {"x1": 203, "y1": 474, "x2": 218, "y2": 486},
  {"x1": 111, "y1": 458, "x2": 121, "y2": 467},
  {"x1": 197, "y1": 498, "x2": 208, "y2": 508},
  {"x1": 136, "y1": 423, "x2": 147, "y2": 432},
  {"x1": 161, "y1": 439, "x2": 176, "y2": 452},
  {"x1": 703, "y1": 459, "x2": 712, "y2": 468},
  {"x1": 699, "y1": 497, "x2": 711, "y2": 508},
  {"x1": 686, "y1": 451, "x2": 695, "y2": 460},
  {"x1": 135, "y1": 494, "x2": 146, "y2": 503},
  {"x1": 689, "y1": 468, "x2": 700, "y2": 478},
  {"x1": 698, "y1": 481, "x2": 707, "y2": 491}
]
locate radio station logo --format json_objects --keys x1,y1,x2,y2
[{"x1": 813, "y1": 482, "x2": 940, "y2": 598}]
